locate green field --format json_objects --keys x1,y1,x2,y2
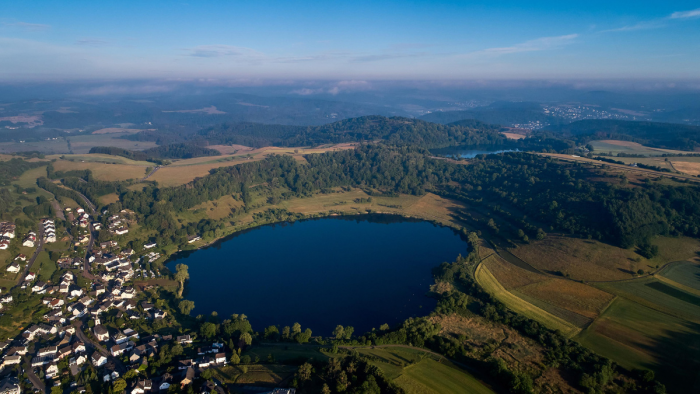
[
  {"x1": 577, "y1": 298, "x2": 700, "y2": 393},
  {"x1": 659, "y1": 262, "x2": 700, "y2": 291},
  {"x1": 596, "y1": 277, "x2": 700, "y2": 322},
  {"x1": 395, "y1": 358, "x2": 494, "y2": 394},
  {"x1": 588, "y1": 140, "x2": 685, "y2": 156}
]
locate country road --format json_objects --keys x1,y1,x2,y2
[
  {"x1": 23, "y1": 355, "x2": 46, "y2": 393},
  {"x1": 142, "y1": 166, "x2": 160, "y2": 181},
  {"x1": 74, "y1": 191, "x2": 96, "y2": 214},
  {"x1": 74, "y1": 319, "x2": 127, "y2": 374},
  {"x1": 15, "y1": 223, "x2": 44, "y2": 287},
  {"x1": 82, "y1": 224, "x2": 97, "y2": 281}
]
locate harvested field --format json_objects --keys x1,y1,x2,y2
[
  {"x1": 475, "y1": 264, "x2": 580, "y2": 337},
  {"x1": 511, "y1": 236, "x2": 647, "y2": 281},
  {"x1": 52, "y1": 160, "x2": 148, "y2": 181},
  {"x1": 670, "y1": 160, "x2": 700, "y2": 176},
  {"x1": 481, "y1": 254, "x2": 547, "y2": 290},
  {"x1": 502, "y1": 132, "x2": 526, "y2": 140},
  {"x1": 515, "y1": 278, "x2": 615, "y2": 319},
  {"x1": 590, "y1": 140, "x2": 687, "y2": 156},
  {"x1": 511, "y1": 289, "x2": 593, "y2": 328}
]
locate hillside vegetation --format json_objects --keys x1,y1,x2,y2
[{"x1": 546, "y1": 119, "x2": 700, "y2": 151}]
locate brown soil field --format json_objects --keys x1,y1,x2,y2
[
  {"x1": 502, "y1": 132, "x2": 526, "y2": 140},
  {"x1": 52, "y1": 161, "x2": 147, "y2": 181},
  {"x1": 516, "y1": 279, "x2": 615, "y2": 319},
  {"x1": 510, "y1": 237, "x2": 643, "y2": 281},
  {"x1": 92, "y1": 128, "x2": 152, "y2": 134},
  {"x1": 481, "y1": 254, "x2": 547, "y2": 290},
  {"x1": 670, "y1": 161, "x2": 700, "y2": 176}
]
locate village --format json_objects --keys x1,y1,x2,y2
[{"x1": 0, "y1": 206, "x2": 246, "y2": 394}]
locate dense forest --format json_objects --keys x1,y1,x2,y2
[
  {"x1": 111, "y1": 145, "x2": 700, "y2": 250},
  {"x1": 546, "y1": 119, "x2": 700, "y2": 151},
  {"x1": 90, "y1": 143, "x2": 220, "y2": 161},
  {"x1": 122, "y1": 116, "x2": 509, "y2": 150},
  {"x1": 195, "y1": 122, "x2": 305, "y2": 148}
]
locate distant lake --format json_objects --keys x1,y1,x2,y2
[
  {"x1": 431, "y1": 145, "x2": 518, "y2": 158},
  {"x1": 166, "y1": 215, "x2": 468, "y2": 336}
]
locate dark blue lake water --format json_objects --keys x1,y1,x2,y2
[
  {"x1": 166, "y1": 215, "x2": 468, "y2": 336},
  {"x1": 431, "y1": 145, "x2": 518, "y2": 158}
]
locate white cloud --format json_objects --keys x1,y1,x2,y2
[
  {"x1": 76, "y1": 39, "x2": 110, "y2": 47},
  {"x1": 670, "y1": 8, "x2": 700, "y2": 19},
  {"x1": 603, "y1": 20, "x2": 665, "y2": 32},
  {"x1": 3, "y1": 21, "x2": 50, "y2": 31},
  {"x1": 604, "y1": 8, "x2": 700, "y2": 33},
  {"x1": 184, "y1": 45, "x2": 266, "y2": 61},
  {"x1": 464, "y1": 34, "x2": 578, "y2": 57}
]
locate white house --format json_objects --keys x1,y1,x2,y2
[
  {"x1": 91, "y1": 352, "x2": 107, "y2": 367},
  {"x1": 6, "y1": 263, "x2": 20, "y2": 273}
]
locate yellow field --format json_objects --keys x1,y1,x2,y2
[
  {"x1": 52, "y1": 160, "x2": 148, "y2": 181},
  {"x1": 51, "y1": 153, "x2": 154, "y2": 166},
  {"x1": 670, "y1": 161, "x2": 700, "y2": 176},
  {"x1": 502, "y1": 132, "x2": 526, "y2": 140},
  {"x1": 475, "y1": 262, "x2": 580, "y2": 337},
  {"x1": 516, "y1": 279, "x2": 615, "y2": 319}
]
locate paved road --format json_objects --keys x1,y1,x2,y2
[
  {"x1": 81, "y1": 224, "x2": 97, "y2": 282},
  {"x1": 74, "y1": 319, "x2": 127, "y2": 375},
  {"x1": 15, "y1": 223, "x2": 44, "y2": 287},
  {"x1": 23, "y1": 355, "x2": 46, "y2": 393},
  {"x1": 141, "y1": 166, "x2": 160, "y2": 181}
]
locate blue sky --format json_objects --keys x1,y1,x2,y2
[{"x1": 0, "y1": 1, "x2": 699, "y2": 81}]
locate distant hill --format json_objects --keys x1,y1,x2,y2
[
  {"x1": 545, "y1": 119, "x2": 700, "y2": 151},
  {"x1": 279, "y1": 115, "x2": 507, "y2": 148},
  {"x1": 124, "y1": 115, "x2": 509, "y2": 150},
  {"x1": 420, "y1": 102, "x2": 555, "y2": 126}
]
